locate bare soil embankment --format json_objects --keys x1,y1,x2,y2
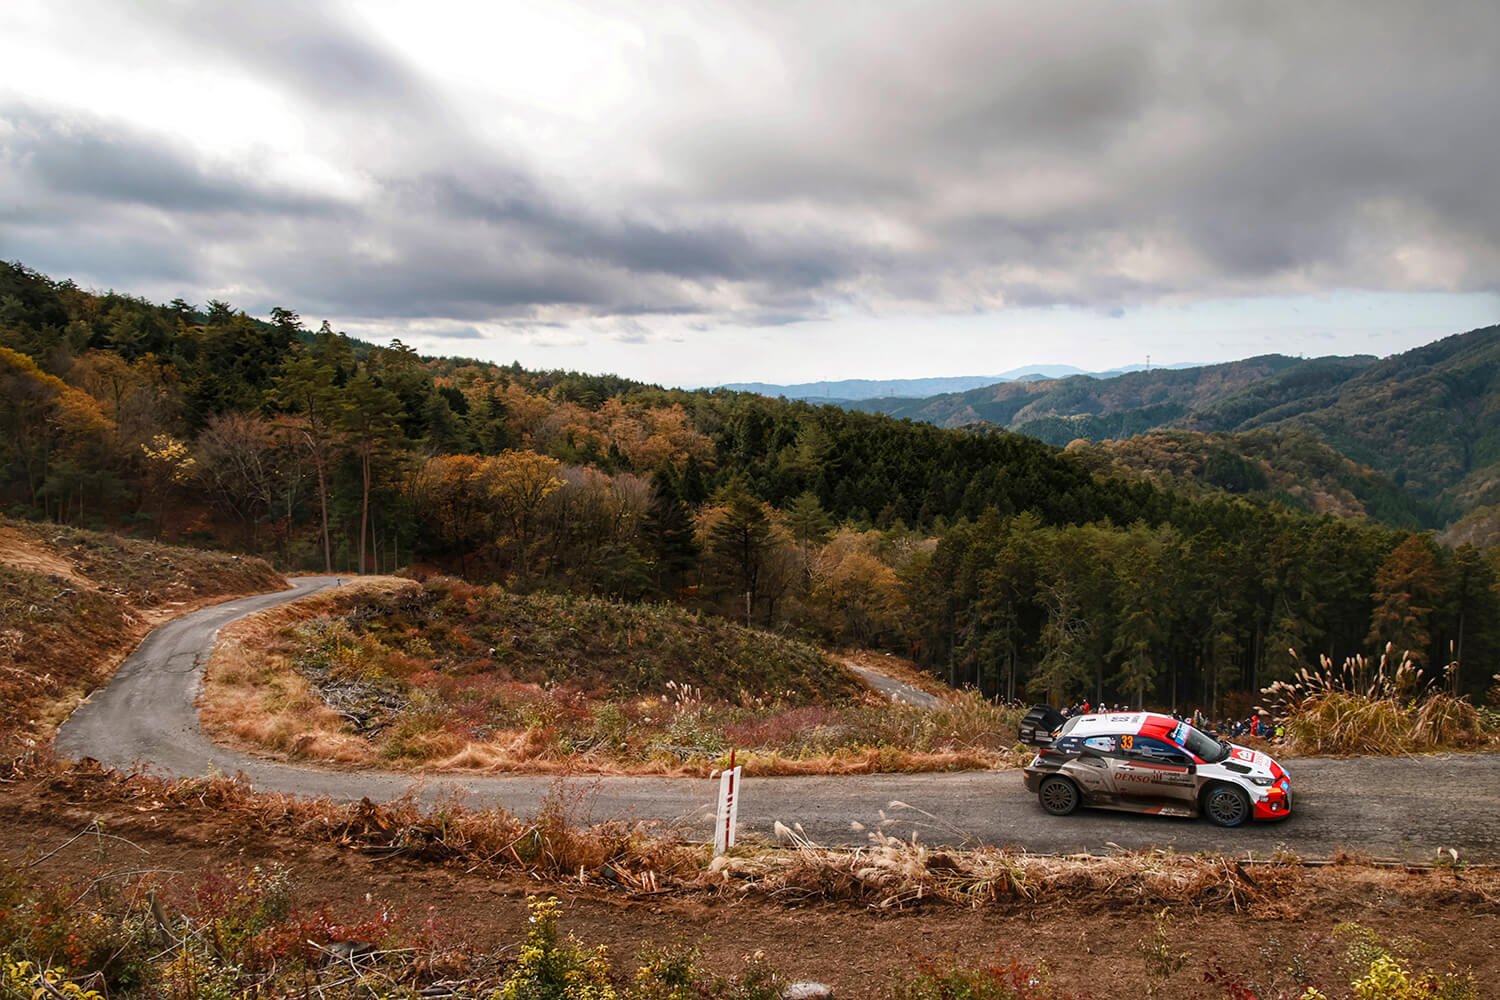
[{"x1": 0, "y1": 516, "x2": 284, "y2": 756}]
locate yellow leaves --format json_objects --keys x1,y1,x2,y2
[
  {"x1": 0, "y1": 346, "x2": 116, "y2": 461},
  {"x1": 488, "y1": 450, "x2": 563, "y2": 506},
  {"x1": 54, "y1": 385, "x2": 114, "y2": 442},
  {"x1": 0, "y1": 345, "x2": 56, "y2": 384},
  {"x1": 493, "y1": 896, "x2": 619, "y2": 1000},
  {"x1": 140, "y1": 433, "x2": 197, "y2": 483},
  {"x1": 0, "y1": 954, "x2": 103, "y2": 1000}
]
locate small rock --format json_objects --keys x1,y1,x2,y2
[
  {"x1": 783, "y1": 984, "x2": 834, "y2": 1000},
  {"x1": 320, "y1": 940, "x2": 377, "y2": 965}
]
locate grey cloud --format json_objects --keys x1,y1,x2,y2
[
  {"x1": 1, "y1": 106, "x2": 344, "y2": 218},
  {"x1": 147, "y1": 1, "x2": 438, "y2": 118},
  {"x1": 421, "y1": 325, "x2": 485, "y2": 340},
  {"x1": 651, "y1": 1, "x2": 1500, "y2": 301},
  {"x1": 5, "y1": 0, "x2": 1500, "y2": 335},
  {"x1": 0, "y1": 222, "x2": 201, "y2": 290},
  {"x1": 426, "y1": 173, "x2": 858, "y2": 288}
]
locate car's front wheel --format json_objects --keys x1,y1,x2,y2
[
  {"x1": 1203, "y1": 784, "x2": 1250, "y2": 828},
  {"x1": 1038, "y1": 775, "x2": 1080, "y2": 816}
]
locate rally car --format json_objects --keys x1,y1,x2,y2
[{"x1": 1018, "y1": 706, "x2": 1292, "y2": 827}]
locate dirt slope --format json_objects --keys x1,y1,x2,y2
[{"x1": 3, "y1": 776, "x2": 1498, "y2": 999}]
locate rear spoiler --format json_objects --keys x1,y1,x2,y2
[{"x1": 1018, "y1": 704, "x2": 1066, "y2": 748}]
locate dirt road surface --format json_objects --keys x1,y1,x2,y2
[
  {"x1": 846, "y1": 663, "x2": 944, "y2": 708},
  {"x1": 56, "y1": 578, "x2": 1500, "y2": 862}
]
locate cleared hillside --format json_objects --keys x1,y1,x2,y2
[{"x1": 203, "y1": 577, "x2": 1024, "y2": 774}]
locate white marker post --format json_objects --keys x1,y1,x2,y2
[{"x1": 714, "y1": 749, "x2": 741, "y2": 856}]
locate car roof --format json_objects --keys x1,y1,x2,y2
[{"x1": 1063, "y1": 712, "x2": 1180, "y2": 740}]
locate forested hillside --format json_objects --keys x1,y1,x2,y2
[
  {"x1": 847, "y1": 328, "x2": 1500, "y2": 527},
  {"x1": 1186, "y1": 328, "x2": 1500, "y2": 522},
  {"x1": 1065, "y1": 429, "x2": 1424, "y2": 527},
  {"x1": 4, "y1": 260, "x2": 1499, "y2": 711}
]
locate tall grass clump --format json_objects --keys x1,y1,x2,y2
[{"x1": 1263, "y1": 646, "x2": 1494, "y2": 756}]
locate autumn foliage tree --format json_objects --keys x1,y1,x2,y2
[
  {"x1": 487, "y1": 450, "x2": 563, "y2": 581},
  {"x1": 808, "y1": 528, "x2": 906, "y2": 645},
  {"x1": 0, "y1": 345, "x2": 114, "y2": 521},
  {"x1": 407, "y1": 454, "x2": 498, "y2": 579}
]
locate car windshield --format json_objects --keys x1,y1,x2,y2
[{"x1": 1176, "y1": 722, "x2": 1230, "y2": 763}]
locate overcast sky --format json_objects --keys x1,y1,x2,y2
[{"x1": 3, "y1": 1, "x2": 1498, "y2": 387}]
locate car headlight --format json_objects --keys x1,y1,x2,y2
[{"x1": 1249, "y1": 776, "x2": 1275, "y2": 786}]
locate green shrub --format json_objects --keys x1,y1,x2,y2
[{"x1": 493, "y1": 896, "x2": 616, "y2": 1000}]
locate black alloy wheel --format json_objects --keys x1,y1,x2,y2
[
  {"x1": 1204, "y1": 784, "x2": 1251, "y2": 827},
  {"x1": 1038, "y1": 775, "x2": 1080, "y2": 816}
]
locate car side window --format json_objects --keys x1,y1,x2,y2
[
  {"x1": 1082, "y1": 735, "x2": 1116, "y2": 753},
  {"x1": 1131, "y1": 735, "x2": 1190, "y2": 764}
]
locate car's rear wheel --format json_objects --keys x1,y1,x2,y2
[
  {"x1": 1203, "y1": 784, "x2": 1250, "y2": 827},
  {"x1": 1038, "y1": 775, "x2": 1080, "y2": 816}
]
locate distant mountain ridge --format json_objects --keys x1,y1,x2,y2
[
  {"x1": 836, "y1": 326, "x2": 1500, "y2": 525},
  {"x1": 716, "y1": 362, "x2": 1199, "y2": 401}
]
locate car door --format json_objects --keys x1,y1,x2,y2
[
  {"x1": 1063, "y1": 734, "x2": 1119, "y2": 804},
  {"x1": 1111, "y1": 734, "x2": 1197, "y2": 808}
]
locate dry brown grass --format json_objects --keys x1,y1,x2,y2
[
  {"x1": 1264, "y1": 648, "x2": 1497, "y2": 756},
  {"x1": 25, "y1": 756, "x2": 699, "y2": 886},
  {"x1": 716, "y1": 822, "x2": 1306, "y2": 913},
  {"x1": 16, "y1": 755, "x2": 1500, "y2": 920},
  {"x1": 200, "y1": 578, "x2": 1027, "y2": 777},
  {"x1": 200, "y1": 577, "x2": 414, "y2": 764}
]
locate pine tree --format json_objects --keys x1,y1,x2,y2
[
  {"x1": 269, "y1": 348, "x2": 341, "y2": 572},
  {"x1": 643, "y1": 464, "x2": 698, "y2": 596},
  {"x1": 1366, "y1": 534, "x2": 1441, "y2": 669},
  {"x1": 703, "y1": 481, "x2": 774, "y2": 624},
  {"x1": 338, "y1": 371, "x2": 405, "y2": 573}
]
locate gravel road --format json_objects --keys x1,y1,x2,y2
[{"x1": 55, "y1": 578, "x2": 1500, "y2": 862}]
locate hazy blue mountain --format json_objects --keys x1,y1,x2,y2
[{"x1": 713, "y1": 362, "x2": 1203, "y2": 401}]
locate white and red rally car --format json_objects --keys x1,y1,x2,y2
[{"x1": 1019, "y1": 707, "x2": 1292, "y2": 827}]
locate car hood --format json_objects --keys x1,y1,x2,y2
[{"x1": 1218, "y1": 743, "x2": 1287, "y2": 781}]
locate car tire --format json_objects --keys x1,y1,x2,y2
[
  {"x1": 1038, "y1": 775, "x2": 1080, "y2": 816},
  {"x1": 1203, "y1": 784, "x2": 1250, "y2": 828}
]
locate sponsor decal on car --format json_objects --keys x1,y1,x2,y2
[{"x1": 1114, "y1": 768, "x2": 1193, "y2": 786}]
